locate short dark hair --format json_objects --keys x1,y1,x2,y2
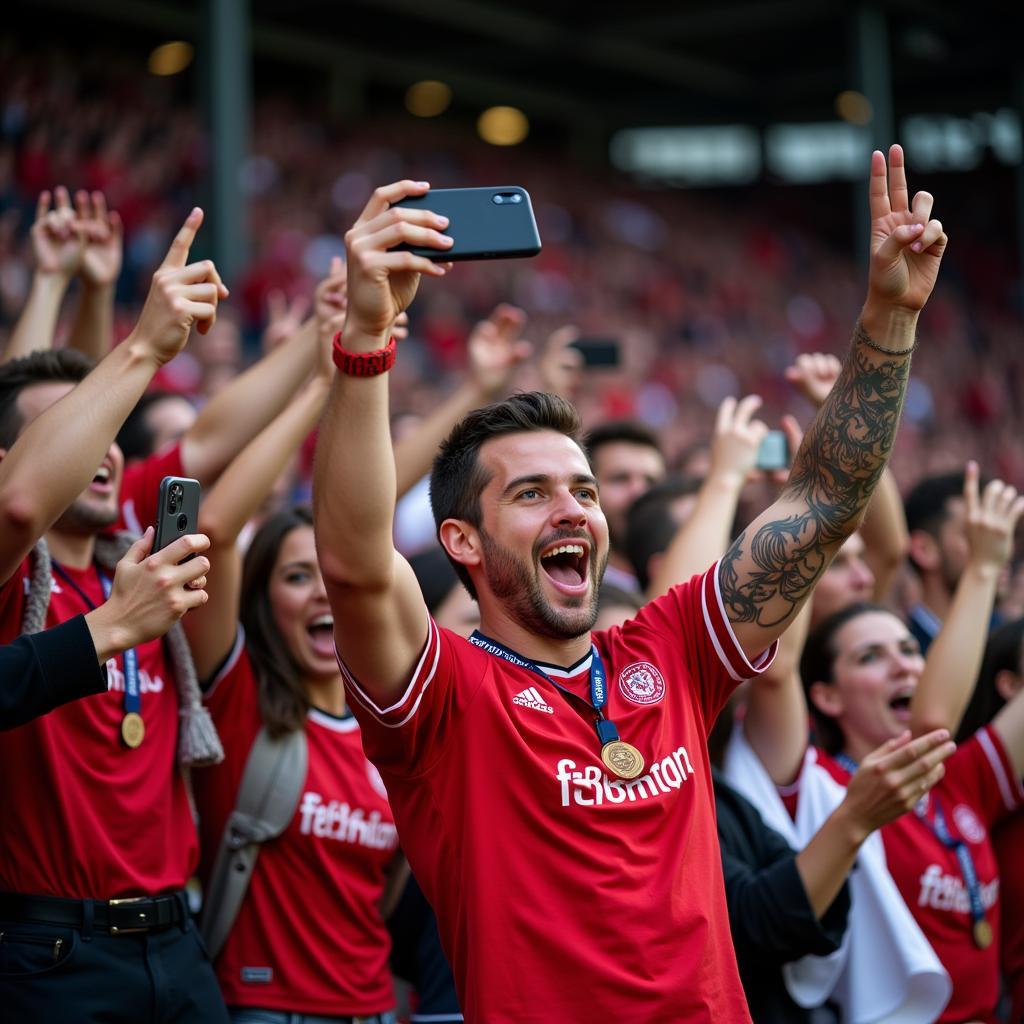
[
  {"x1": 0, "y1": 349, "x2": 95, "y2": 448},
  {"x1": 429, "y1": 391, "x2": 582, "y2": 598},
  {"x1": 241, "y1": 505, "x2": 314, "y2": 737},
  {"x1": 800, "y1": 601, "x2": 892, "y2": 755},
  {"x1": 409, "y1": 544, "x2": 460, "y2": 614},
  {"x1": 584, "y1": 420, "x2": 662, "y2": 467},
  {"x1": 904, "y1": 471, "x2": 965, "y2": 537},
  {"x1": 624, "y1": 475, "x2": 702, "y2": 589},
  {"x1": 956, "y1": 617, "x2": 1024, "y2": 742}
]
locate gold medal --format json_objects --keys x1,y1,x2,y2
[
  {"x1": 120, "y1": 712, "x2": 145, "y2": 749},
  {"x1": 600, "y1": 740, "x2": 645, "y2": 780},
  {"x1": 973, "y1": 918, "x2": 993, "y2": 949}
]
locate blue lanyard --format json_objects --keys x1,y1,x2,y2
[
  {"x1": 469, "y1": 631, "x2": 622, "y2": 746},
  {"x1": 52, "y1": 562, "x2": 140, "y2": 717},
  {"x1": 835, "y1": 750, "x2": 987, "y2": 934}
]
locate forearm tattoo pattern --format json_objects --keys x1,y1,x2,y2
[{"x1": 720, "y1": 322, "x2": 912, "y2": 627}]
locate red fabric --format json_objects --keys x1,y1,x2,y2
[
  {"x1": 994, "y1": 812, "x2": 1024, "y2": 1024},
  {"x1": 341, "y1": 563, "x2": 776, "y2": 1023},
  {"x1": 792, "y1": 730, "x2": 1023, "y2": 1024},
  {"x1": 193, "y1": 646, "x2": 398, "y2": 1016},
  {"x1": 0, "y1": 559, "x2": 197, "y2": 898}
]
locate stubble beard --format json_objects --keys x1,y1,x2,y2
[
  {"x1": 53, "y1": 496, "x2": 120, "y2": 536},
  {"x1": 479, "y1": 528, "x2": 606, "y2": 641}
]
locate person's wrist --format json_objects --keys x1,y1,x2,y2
[
  {"x1": 84, "y1": 606, "x2": 132, "y2": 664},
  {"x1": 339, "y1": 323, "x2": 391, "y2": 354},
  {"x1": 122, "y1": 329, "x2": 169, "y2": 370},
  {"x1": 965, "y1": 558, "x2": 1005, "y2": 584},
  {"x1": 858, "y1": 301, "x2": 919, "y2": 349},
  {"x1": 831, "y1": 799, "x2": 871, "y2": 848}
]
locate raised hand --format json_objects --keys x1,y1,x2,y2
[
  {"x1": 963, "y1": 461, "x2": 1024, "y2": 572},
  {"x1": 343, "y1": 181, "x2": 452, "y2": 343},
  {"x1": 128, "y1": 208, "x2": 228, "y2": 365},
  {"x1": 74, "y1": 190, "x2": 123, "y2": 288},
  {"x1": 840, "y1": 729, "x2": 955, "y2": 838},
  {"x1": 31, "y1": 187, "x2": 84, "y2": 277},
  {"x1": 538, "y1": 326, "x2": 584, "y2": 401},
  {"x1": 708, "y1": 394, "x2": 769, "y2": 486},
  {"x1": 262, "y1": 289, "x2": 310, "y2": 353},
  {"x1": 784, "y1": 352, "x2": 842, "y2": 408},
  {"x1": 866, "y1": 145, "x2": 948, "y2": 314},
  {"x1": 468, "y1": 303, "x2": 532, "y2": 398}
]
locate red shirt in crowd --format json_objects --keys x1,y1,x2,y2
[
  {"x1": 994, "y1": 812, "x2": 1024, "y2": 1024},
  {"x1": 786, "y1": 729, "x2": 1022, "y2": 1024},
  {"x1": 0, "y1": 452, "x2": 197, "y2": 898},
  {"x1": 340, "y1": 564, "x2": 776, "y2": 1024},
  {"x1": 193, "y1": 643, "x2": 399, "y2": 1017}
]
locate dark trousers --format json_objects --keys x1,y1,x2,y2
[{"x1": 0, "y1": 910, "x2": 229, "y2": 1023}]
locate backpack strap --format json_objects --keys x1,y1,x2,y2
[{"x1": 200, "y1": 725, "x2": 308, "y2": 959}]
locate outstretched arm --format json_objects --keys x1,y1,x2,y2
[
  {"x1": 394, "y1": 304, "x2": 530, "y2": 497},
  {"x1": 910, "y1": 464, "x2": 1024, "y2": 738},
  {"x1": 785, "y1": 352, "x2": 908, "y2": 602},
  {"x1": 3, "y1": 188, "x2": 82, "y2": 363},
  {"x1": 647, "y1": 394, "x2": 769, "y2": 599},
  {"x1": 65, "y1": 190, "x2": 123, "y2": 361},
  {"x1": 0, "y1": 209, "x2": 225, "y2": 583},
  {"x1": 721, "y1": 145, "x2": 947, "y2": 660},
  {"x1": 314, "y1": 181, "x2": 452, "y2": 701}
]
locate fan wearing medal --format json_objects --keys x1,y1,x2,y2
[{"x1": 312, "y1": 147, "x2": 947, "y2": 1023}]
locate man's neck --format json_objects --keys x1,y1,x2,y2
[
  {"x1": 45, "y1": 529, "x2": 97, "y2": 570},
  {"x1": 919, "y1": 576, "x2": 953, "y2": 623},
  {"x1": 477, "y1": 605, "x2": 592, "y2": 669}
]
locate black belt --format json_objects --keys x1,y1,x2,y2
[{"x1": 0, "y1": 891, "x2": 188, "y2": 935}]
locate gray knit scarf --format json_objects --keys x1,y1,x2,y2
[{"x1": 23, "y1": 533, "x2": 224, "y2": 768}]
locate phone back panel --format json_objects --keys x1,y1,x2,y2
[
  {"x1": 393, "y1": 186, "x2": 541, "y2": 261},
  {"x1": 153, "y1": 476, "x2": 201, "y2": 553}
]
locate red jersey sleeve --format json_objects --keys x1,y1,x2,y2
[
  {"x1": 947, "y1": 725, "x2": 1024, "y2": 829},
  {"x1": 337, "y1": 614, "x2": 484, "y2": 778},
  {"x1": 117, "y1": 442, "x2": 186, "y2": 535},
  {"x1": 615, "y1": 561, "x2": 777, "y2": 724}
]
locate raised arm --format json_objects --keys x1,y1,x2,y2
[
  {"x1": 721, "y1": 145, "x2": 947, "y2": 660},
  {"x1": 394, "y1": 303, "x2": 530, "y2": 497},
  {"x1": 0, "y1": 209, "x2": 224, "y2": 582},
  {"x1": 910, "y1": 463, "x2": 1024, "y2": 738},
  {"x1": 65, "y1": 190, "x2": 123, "y2": 361},
  {"x1": 3, "y1": 188, "x2": 82, "y2": 363},
  {"x1": 313, "y1": 180, "x2": 452, "y2": 701},
  {"x1": 646, "y1": 394, "x2": 768, "y2": 599},
  {"x1": 785, "y1": 351, "x2": 908, "y2": 601}
]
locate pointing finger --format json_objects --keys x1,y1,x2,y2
[{"x1": 161, "y1": 208, "x2": 204, "y2": 269}]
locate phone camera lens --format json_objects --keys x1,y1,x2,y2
[
  {"x1": 492, "y1": 194, "x2": 505, "y2": 205},
  {"x1": 509, "y1": 193, "x2": 522, "y2": 203},
  {"x1": 168, "y1": 496, "x2": 179, "y2": 513},
  {"x1": 177, "y1": 513, "x2": 188, "y2": 531}
]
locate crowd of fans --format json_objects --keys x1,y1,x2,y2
[{"x1": 1, "y1": 37, "x2": 1024, "y2": 1024}]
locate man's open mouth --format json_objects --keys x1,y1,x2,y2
[{"x1": 539, "y1": 542, "x2": 589, "y2": 590}]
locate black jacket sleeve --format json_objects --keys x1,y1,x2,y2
[
  {"x1": 715, "y1": 773, "x2": 850, "y2": 969},
  {"x1": 1, "y1": 615, "x2": 108, "y2": 731}
]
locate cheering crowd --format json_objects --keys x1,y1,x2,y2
[{"x1": 1, "y1": 73, "x2": 1024, "y2": 1024}]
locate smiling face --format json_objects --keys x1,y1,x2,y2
[
  {"x1": 810, "y1": 609, "x2": 924, "y2": 762},
  {"x1": 16, "y1": 381, "x2": 124, "y2": 534},
  {"x1": 267, "y1": 525, "x2": 338, "y2": 682},
  {"x1": 462, "y1": 430, "x2": 610, "y2": 641}
]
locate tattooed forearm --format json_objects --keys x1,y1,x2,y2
[{"x1": 720, "y1": 323, "x2": 912, "y2": 627}]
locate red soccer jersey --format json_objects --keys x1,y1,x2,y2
[
  {"x1": 117, "y1": 441, "x2": 186, "y2": 535},
  {"x1": 802, "y1": 729, "x2": 1022, "y2": 1024},
  {"x1": 994, "y1": 812, "x2": 1024, "y2": 1024},
  {"x1": 0, "y1": 559, "x2": 197, "y2": 897},
  {"x1": 194, "y1": 643, "x2": 398, "y2": 1016},
  {"x1": 340, "y1": 564, "x2": 776, "y2": 1024}
]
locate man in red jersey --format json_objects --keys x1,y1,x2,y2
[
  {"x1": 0, "y1": 210, "x2": 229, "y2": 1023},
  {"x1": 313, "y1": 146, "x2": 948, "y2": 1023}
]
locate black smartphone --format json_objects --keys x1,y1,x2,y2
[
  {"x1": 391, "y1": 186, "x2": 541, "y2": 261},
  {"x1": 153, "y1": 476, "x2": 201, "y2": 553},
  {"x1": 755, "y1": 431, "x2": 790, "y2": 472},
  {"x1": 569, "y1": 337, "x2": 620, "y2": 368}
]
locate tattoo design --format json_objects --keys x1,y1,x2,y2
[{"x1": 720, "y1": 327, "x2": 912, "y2": 627}]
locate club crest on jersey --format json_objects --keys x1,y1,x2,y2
[
  {"x1": 618, "y1": 662, "x2": 665, "y2": 705},
  {"x1": 953, "y1": 803, "x2": 986, "y2": 844}
]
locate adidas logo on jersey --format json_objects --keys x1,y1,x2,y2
[{"x1": 513, "y1": 686, "x2": 554, "y2": 714}]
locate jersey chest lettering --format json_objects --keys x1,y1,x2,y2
[
  {"x1": 918, "y1": 863, "x2": 999, "y2": 914},
  {"x1": 297, "y1": 790, "x2": 398, "y2": 850},
  {"x1": 555, "y1": 745, "x2": 696, "y2": 807},
  {"x1": 104, "y1": 658, "x2": 165, "y2": 695}
]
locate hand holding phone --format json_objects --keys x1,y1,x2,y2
[
  {"x1": 153, "y1": 476, "x2": 201, "y2": 554},
  {"x1": 392, "y1": 187, "x2": 542, "y2": 261}
]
